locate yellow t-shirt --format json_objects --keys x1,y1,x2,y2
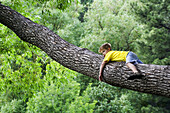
[{"x1": 104, "y1": 51, "x2": 129, "y2": 62}]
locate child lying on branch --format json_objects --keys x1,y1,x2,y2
[{"x1": 99, "y1": 43, "x2": 143, "y2": 81}]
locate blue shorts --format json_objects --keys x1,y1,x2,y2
[{"x1": 126, "y1": 52, "x2": 143, "y2": 65}]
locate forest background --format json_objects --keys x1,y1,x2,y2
[{"x1": 0, "y1": 0, "x2": 170, "y2": 112}]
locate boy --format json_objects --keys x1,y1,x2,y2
[{"x1": 99, "y1": 43, "x2": 143, "y2": 81}]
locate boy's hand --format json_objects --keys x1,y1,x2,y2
[
  {"x1": 99, "y1": 74, "x2": 102, "y2": 81},
  {"x1": 99, "y1": 61, "x2": 107, "y2": 82}
]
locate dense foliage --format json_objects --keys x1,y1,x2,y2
[
  {"x1": 131, "y1": 0, "x2": 170, "y2": 65},
  {"x1": 0, "y1": 0, "x2": 170, "y2": 112}
]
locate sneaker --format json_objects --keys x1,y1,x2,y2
[{"x1": 128, "y1": 72, "x2": 143, "y2": 80}]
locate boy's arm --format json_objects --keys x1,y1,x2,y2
[{"x1": 99, "y1": 61, "x2": 107, "y2": 81}]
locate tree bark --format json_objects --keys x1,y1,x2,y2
[{"x1": 0, "y1": 3, "x2": 170, "y2": 98}]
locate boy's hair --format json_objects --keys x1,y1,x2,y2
[{"x1": 99, "y1": 43, "x2": 112, "y2": 53}]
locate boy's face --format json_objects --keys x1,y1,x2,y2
[{"x1": 101, "y1": 48, "x2": 110, "y2": 57}]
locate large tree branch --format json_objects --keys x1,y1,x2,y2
[{"x1": 0, "y1": 3, "x2": 170, "y2": 98}]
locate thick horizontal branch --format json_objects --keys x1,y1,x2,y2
[{"x1": 0, "y1": 3, "x2": 170, "y2": 98}]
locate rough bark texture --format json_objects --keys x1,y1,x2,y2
[{"x1": 0, "y1": 3, "x2": 170, "y2": 98}]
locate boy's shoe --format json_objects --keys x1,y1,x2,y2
[
  {"x1": 128, "y1": 72, "x2": 144, "y2": 80},
  {"x1": 134, "y1": 72, "x2": 141, "y2": 76}
]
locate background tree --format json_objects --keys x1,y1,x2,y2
[
  {"x1": 0, "y1": 0, "x2": 170, "y2": 112},
  {"x1": 0, "y1": 0, "x2": 96, "y2": 112},
  {"x1": 131, "y1": 0, "x2": 170, "y2": 65}
]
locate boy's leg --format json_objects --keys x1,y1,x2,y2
[
  {"x1": 137, "y1": 59, "x2": 143, "y2": 64},
  {"x1": 126, "y1": 62, "x2": 144, "y2": 80},
  {"x1": 126, "y1": 62, "x2": 138, "y2": 73}
]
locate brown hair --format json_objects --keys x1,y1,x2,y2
[{"x1": 98, "y1": 43, "x2": 112, "y2": 53}]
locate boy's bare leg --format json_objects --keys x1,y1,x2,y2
[{"x1": 126, "y1": 63, "x2": 138, "y2": 73}]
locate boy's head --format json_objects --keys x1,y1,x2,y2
[{"x1": 99, "y1": 43, "x2": 111, "y2": 56}]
